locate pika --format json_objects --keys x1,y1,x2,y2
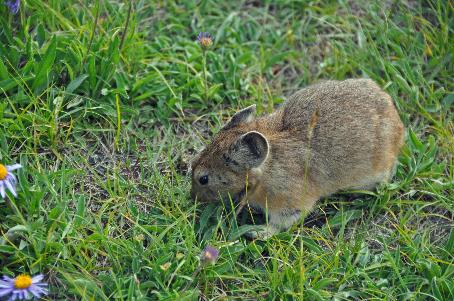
[{"x1": 190, "y1": 79, "x2": 404, "y2": 239}]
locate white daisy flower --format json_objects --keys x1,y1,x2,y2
[
  {"x1": 0, "y1": 274, "x2": 48, "y2": 300},
  {"x1": 0, "y1": 163, "x2": 22, "y2": 198}
]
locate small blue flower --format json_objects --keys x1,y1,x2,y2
[
  {"x1": 5, "y1": 0, "x2": 20, "y2": 14},
  {"x1": 197, "y1": 32, "x2": 213, "y2": 49},
  {"x1": 200, "y1": 246, "x2": 219, "y2": 265},
  {"x1": 0, "y1": 274, "x2": 48, "y2": 300}
]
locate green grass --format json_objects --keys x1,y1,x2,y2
[{"x1": 0, "y1": 0, "x2": 453, "y2": 300}]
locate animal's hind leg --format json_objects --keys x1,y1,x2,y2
[
  {"x1": 351, "y1": 159, "x2": 400, "y2": 191},
  {"x1": 350, "y1": 170, "x2": 394, "y2": 191},
  {"x1": 387, "y1": 161, "x2": 399, "y2": 181}
]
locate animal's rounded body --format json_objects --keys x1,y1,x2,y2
[{"x1": 191, "y1": 79, "x2": 405, "y2": 238}]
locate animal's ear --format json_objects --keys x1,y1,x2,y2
[
  {"x1": 222, "y1": 105, "x2": 256, "y2": 130},
  {"x1": 225, "y1": 131, "x2": 269, "y2": 169},
  {"x1": 188, "y1": 151, "x2": 203, "y2": 175}
]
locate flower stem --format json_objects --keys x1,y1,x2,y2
[
  {"x1": 202, "y1": 50, "x2": 208, "y2": 102},
  {"x1": 119, "y1": 0, "x2": 133, "y2": 51},
  {"x1": 115, "y1": 94, "x2": 121, "y2": 151},
  {"x1": 183, "y1": 265, "x2": 202, "y2": 290},
  {"x1": 83, "y1": 0, "x2": 100, "y2": 67}
]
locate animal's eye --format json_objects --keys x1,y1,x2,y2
[{"x1": 199, "y1": 175, "x2": 209, "y2": 185}]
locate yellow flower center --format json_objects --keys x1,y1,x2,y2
[
  {"x1": 14, "y1": 275, "x2": 33, "y2": 289},
  {"x1": 0, "y1": 164, "x2": 7, "y2": 180},
  {"x1": 200, "y1": 38, "x2": 212, "y2": 47},
  {"x1": 204, "y1": 251, "x2": 213, "y2": 260}
]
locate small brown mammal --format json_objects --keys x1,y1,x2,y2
[{"x1": 191, "y1": 79, "x2": 404, "y2": 238}]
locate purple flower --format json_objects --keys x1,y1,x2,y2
[
  {"x1": 5, "y1": 0, "x2": 20, "y2": 14},
  {"x1": 0, "y1": 163, "x2": 22, "y2": 198},
  {"x1": 0, "y1": 274, "x2": 48, "y2": 300},
  {"x1": 197, "y1": 32, "x2": 213, "y2": 49},
  {"x1": 200, "y1": 246, "x2": 219, "y2": 265}
]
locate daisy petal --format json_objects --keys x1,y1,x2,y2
[
  {"x1": 24, "y1": 289, "x2": 31, "y2": 299},
  {"x1": 31, "y1": 275, "x2": 44, "y2": 283},
  {"x1": 4, "y1": 180, "x2": 17, "y2": 197},
  {"x1": 29, "y1": 286, "x2": 47, "y2": 297},
  {"x1": 11, "y1": 290, "x2": 21, "y2": 300},
  {"x1": 7, "y1": 173, "x2": 17, "y2": 185},
  {"x1": 0, "y1": 281, "x2": 13, "y2": 288},
  {"x1": 6, "y1": 164, "x2": 22, "y2": 172},
  {"x1": 16, "y1": 289, "x2": 27, "y2": 300},
  {"x1": 0, "y1": 182, "x2": 5, "y2": 198},
  {"x1": 0, "y1": 287, "x2": 13, "y2": 297}
]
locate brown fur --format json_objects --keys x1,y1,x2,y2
[{"x1": 191, "y1": 79, "x2": 405, "y2": 239}]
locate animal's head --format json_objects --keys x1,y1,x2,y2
[{"x1": 190, "y1": 105, "x2": 269, "y2": 204}]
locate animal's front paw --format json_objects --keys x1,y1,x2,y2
[{"x1": 245, "y1": 225, "x2": 279, "y2": 240}]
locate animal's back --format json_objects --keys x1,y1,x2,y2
[{"x1": 279, "y1": 79, "x2": 404, "y2": 194}]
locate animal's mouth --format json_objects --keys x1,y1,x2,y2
[
  {"x1": 221, "y1": 186, "x2": 247, "y2": 207},
  {"x1": 234, "y1": 186, "x2": 247, "y2": 203}
]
